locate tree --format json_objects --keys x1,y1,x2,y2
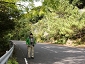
[
  {"x1": 69, "y1": 0, "x2": 85, "y2": 9},
  {"x1": 0, "y1": 0, "x2": 21, "y2": 56},
  {"x1": 31, "y1": 0, "x2": 85, "y2": 44}
]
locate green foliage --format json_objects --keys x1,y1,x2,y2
[
  {"x1": 11, "y1": 18, "x2": 31, "y2": 40},
  {"x1": 31, "y1": 0, "x2": 85, "y2": 44},
  {"x1": 8, "y1": 58, "x2": 18, "y2": 64},
  {"x1": 43, "y1": 0, "x2": 59, "y2": 10},
  {"x1": 0, "y1": 0, "x2": 21, "y2": 56},
  {"x1": 11, "y1": 5, "x2": 45, "y2": 40},
  {"x1": 27, "y1": 6, "x2": 45, "y2": 23},
  {"x1": 2, "y1": 0, "x2": 19, "y2": 2},
  {"x1": 0, "y1": 38, "x2": 9, "y2": 56},
  {"x1": 5, "y1": 0, "x2": 85, "y2": 45},
  {"x1": 69, "y1": 0, "x2": 85, "y2": 9}
]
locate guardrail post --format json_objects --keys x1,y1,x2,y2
[
  {"x1": 5, "y1": 51, "x2": 8, "y2": 64},
  {"x1": 9, "y1": 41, "x2": 13, "y2": 48},
  {"x1": 9, "y1": 41, "x2": 13, "y2": 58}
]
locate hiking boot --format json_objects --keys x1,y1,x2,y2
[{"x1": 31, "y1": 57, "x2": 34, "y2": 59}]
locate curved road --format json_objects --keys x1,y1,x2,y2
[{"x1": 13, "y1": 40, "x2": 85, "y2": 64}]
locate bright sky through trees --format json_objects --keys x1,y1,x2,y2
[
  {"x1": 34, "y1": 1, "x2": 42, "y2": 7},
  {"x1": 16, "y1": 0, "x2": 43, "y2": 13}
]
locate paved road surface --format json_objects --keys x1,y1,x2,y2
[{"x1": 13, "y1": 40, "x2": 85, "y2": 64}]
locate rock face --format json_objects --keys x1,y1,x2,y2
[
  {"x1": 66, "y1": 39, "x2": 77, "y2": 46},
  {"x1": 66, "y1": 39, "x2": 73, "y2": 46}
]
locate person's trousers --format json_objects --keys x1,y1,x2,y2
[{"x1": 27, "y1": 45, "x2": 34, "y2": 58}]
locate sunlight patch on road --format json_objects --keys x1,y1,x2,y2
[
  {"x1": 41, "y1": 47, "x2": 58, "y2": 53},
  {"x1": 35, "y1": 52, "x2": 39, "y2": 53},
  {"x1": 22, "y1": 43, "x2": 26, "y2": 44},
  {"x1": 43, "y1": 46, "x2": 67, "y2": 49},
  {"x1": 63, "y1": 50, "x2": 84, "y2": 53},
  {"x1": 44, "y1": 46, "x2": 57, "y2": 48},
  {"x1": 53, "y1": 56, "x2": 85, "y2": 64}
]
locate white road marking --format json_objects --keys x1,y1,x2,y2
[{"x1": 24, "y1": 58, "x2": 28, "y2": 64}]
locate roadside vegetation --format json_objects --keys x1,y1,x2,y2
[
  {"x1": 7, "y1": 58, "x2": 18, "y2": 64},
  {"x1": 0, "y1": 0, "x2": 85, "y2": 57}
]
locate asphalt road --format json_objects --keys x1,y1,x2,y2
[{"x1": 13, "y1": 40, "x2": 85, "y2": 64}]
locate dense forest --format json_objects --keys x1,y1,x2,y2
[{"x1": 0, "y1": 0, "x2": 85, "y2": 56}]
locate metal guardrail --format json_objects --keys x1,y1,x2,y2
[{"x1": 0, "y1": 41, "x2": 14, "y2": 64}]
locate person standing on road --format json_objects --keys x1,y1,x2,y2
[{"x1": 26, "y1": 33, "x2": 36, "y2": 59}]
